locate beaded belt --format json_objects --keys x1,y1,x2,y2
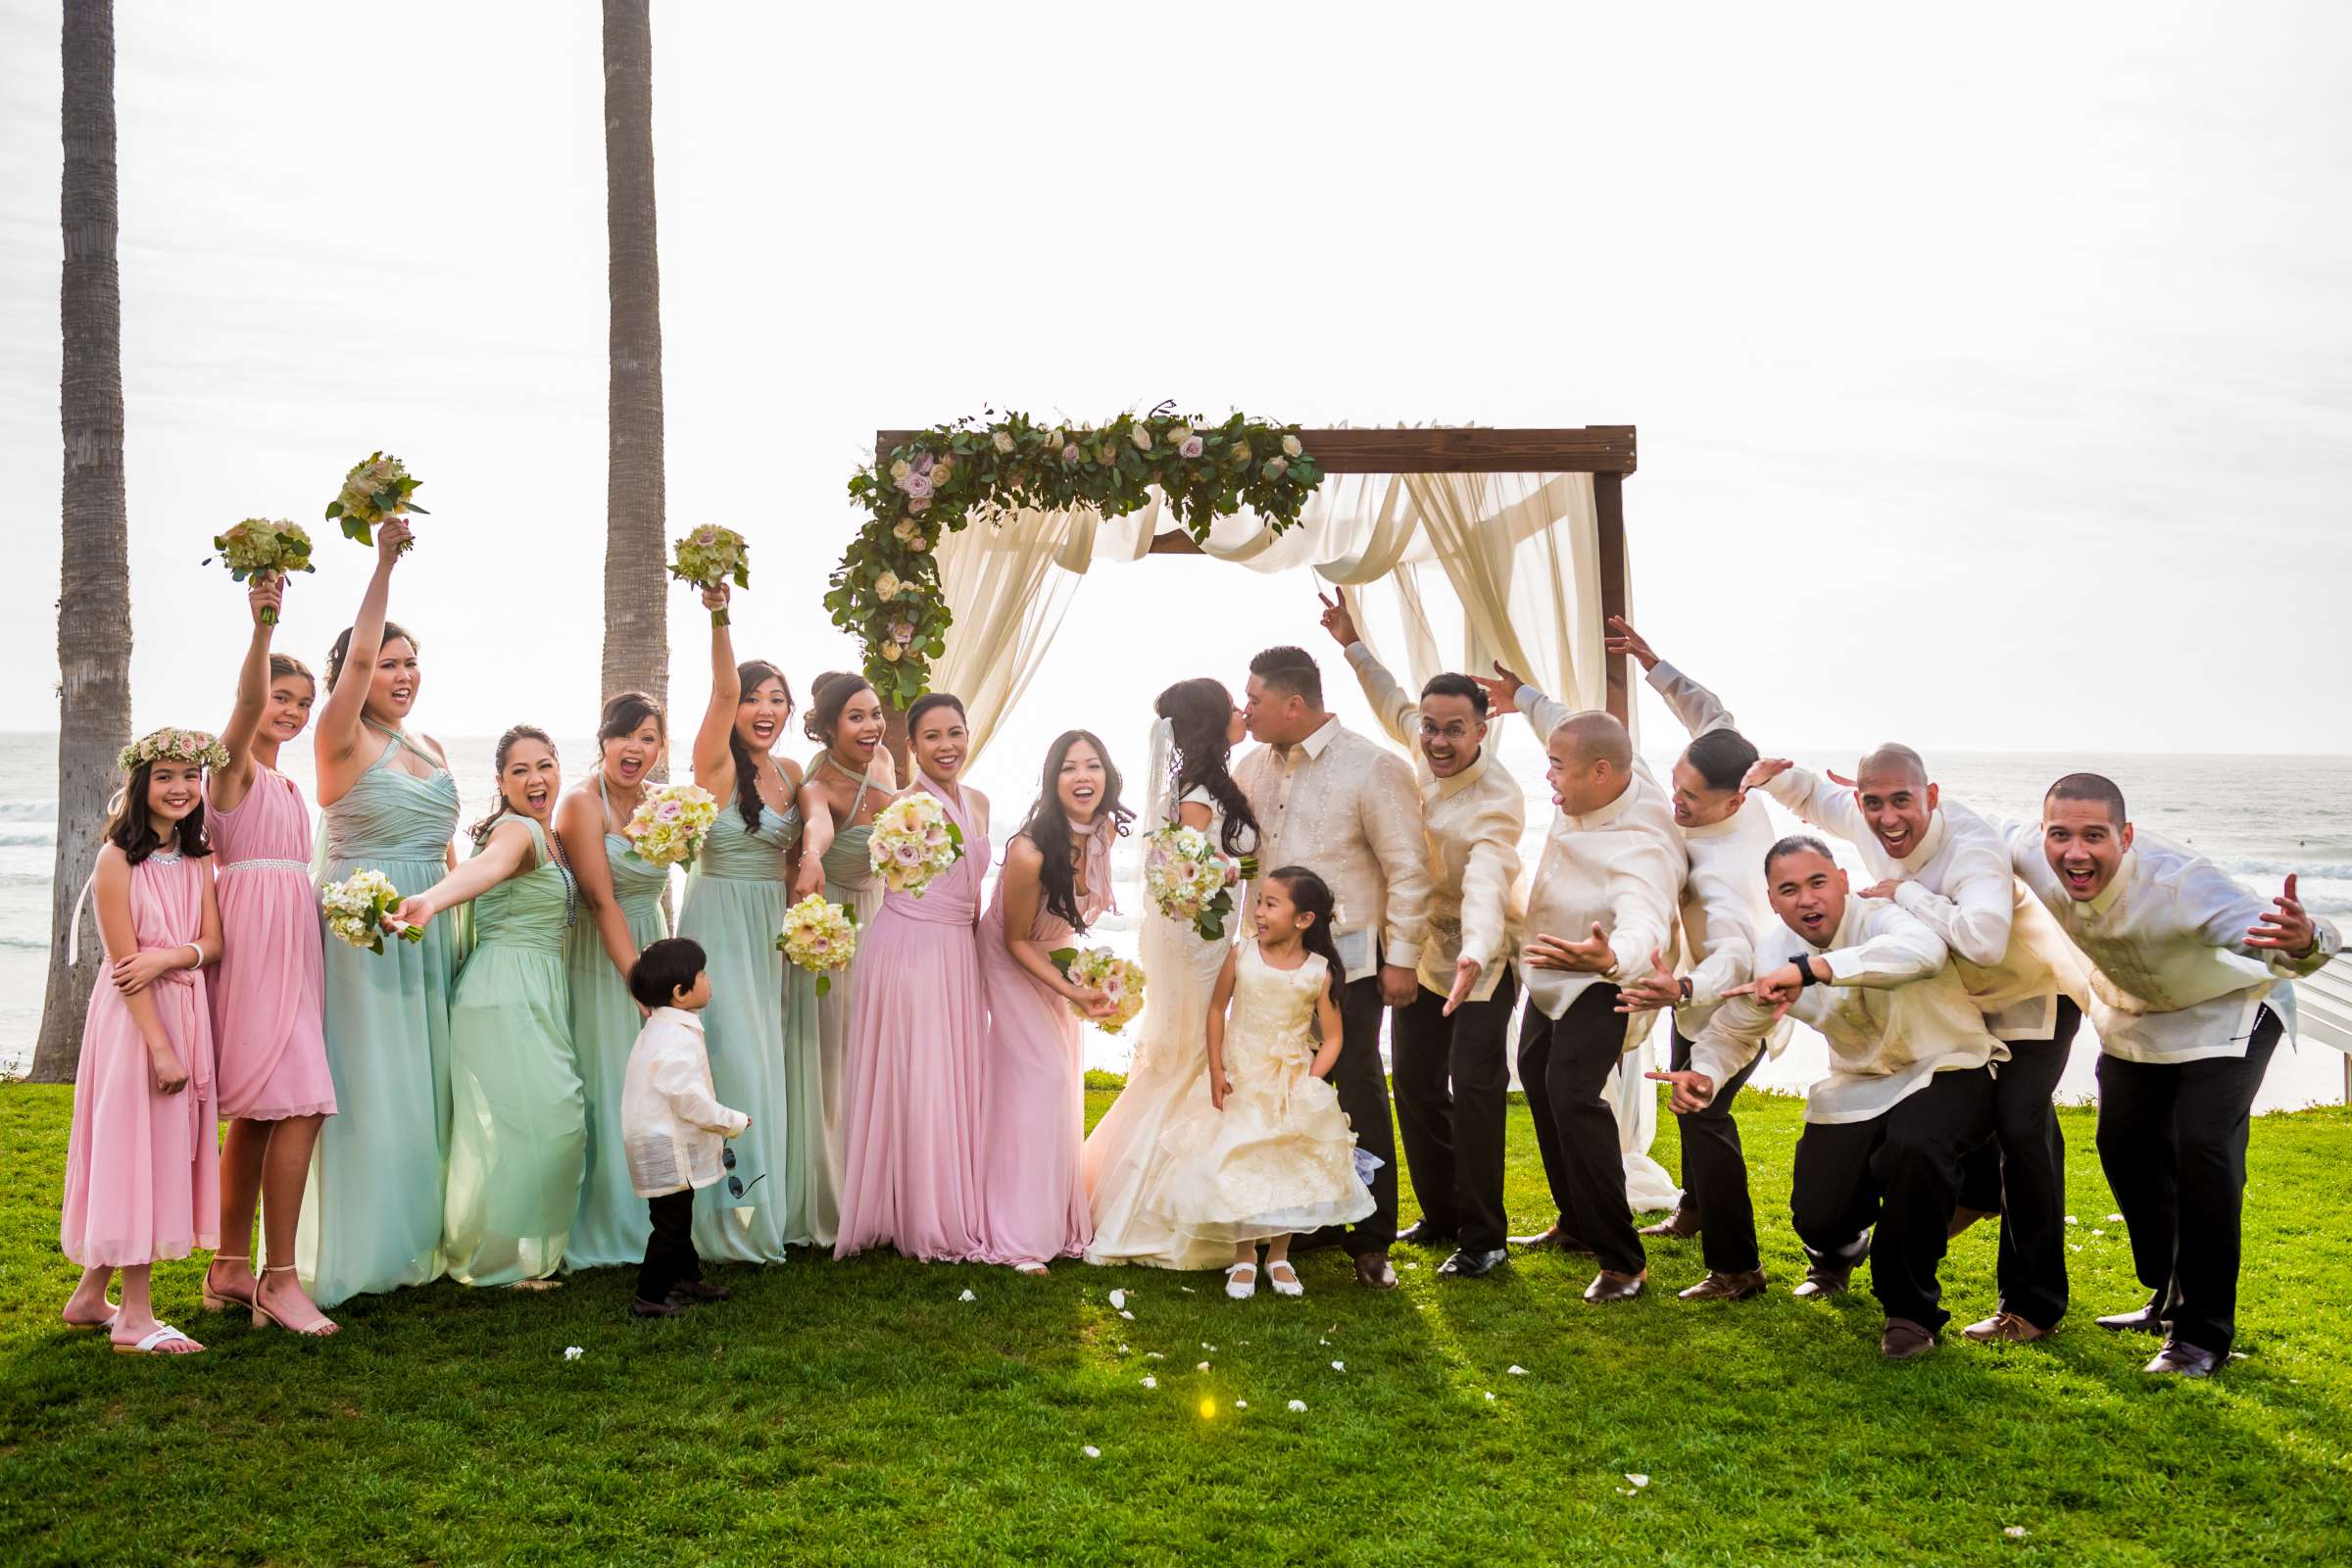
[{"x1": 221, "y1": 858, "x2": 311, "y2": 873}]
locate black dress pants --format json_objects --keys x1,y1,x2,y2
[
  {"x1": 638, "y1": 1187, "x2": 704, "y2": 1304},
  {"x1": 2093, "y1": 1005, "x2": 2280, "y2": 1357},
  {"x1": 1790, "y1": 1066, "x2": 1993, "y2": 1332},
  {"x1": 1952, "y1": 999, "x2": 2082, "y2": 1330},
  {"x1": 1326, "y1": 971, "x2": 1400, "y2": 1256},
  {"x1": 1391, "y1": 967, "x2": 1517, "y2": 1252},
  {"x1": 1517, "y1": 983, "x2": 1643, "y2": 1277},
  {"x1": 1668, "y1": 1023, "x2": 1764, "y2": 1276}
]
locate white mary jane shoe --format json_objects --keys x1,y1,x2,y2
[
  {"x1": 1266, "y1": 1261, "x2": 1304, "y2": 1298},
  {"x1": 1224, "y1": 1262, "x2": 1259, "y2": 1300}
]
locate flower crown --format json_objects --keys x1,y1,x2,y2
[{"x1": 118, "y1": 727, "x2": 231, "y2": 774}]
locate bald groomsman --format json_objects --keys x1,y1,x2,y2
[
  {"x1": 1600, "y1": 618, "x2": 1777, "y2": 1301},
  {"x1": 1737, "y1": 742, "x2": 2082, "y2": 1343},
  {"x1": 2010, "y1": 773, "x2": 2340, "y2": 1377},
  {"x1": 1319, "y1": 594, "x2": 1526, "y2": 1281},
  {"x1": 1658, "y1": 836, "x2": 2003, "y2": 1359},
  {"x1": 1474, "y1": 665, "x2": 1682, "y2": 1303}
]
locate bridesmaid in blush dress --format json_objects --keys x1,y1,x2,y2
[
  {"x1": 974, "y1": 731, "x2": 1129, "y2": 1273},
  {"x1": 200, "y1": 571, "x2": 338, "y2": 1337},
  {"x1": 835, "y1": 692, "x2": 993, "y2": 1263}
]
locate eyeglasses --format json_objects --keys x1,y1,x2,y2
[
  {"x1": 721, "y1": 1146, "x2": 764, "y2": 1202},
  {"x1": 1418, "y1": 720, "x2": 1476, "y2": 742}
]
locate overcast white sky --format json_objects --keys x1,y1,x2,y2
[{"x1": 1, "y1": 1, "x2": 2347, "y2": 783}]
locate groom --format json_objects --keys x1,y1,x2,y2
[{"x1": 1236, "y1": 645, "x2": 1433, "y2": 1290}]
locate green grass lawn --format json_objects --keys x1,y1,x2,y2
[{"x1": 4, "y1": 1082, "x2": 2349, "y2": 1567}]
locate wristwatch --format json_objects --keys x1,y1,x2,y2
[
  {"x1": 1677, "y1": 976, "x2": 1693, "y2": 1005},
  {"x1": 1793, "y1": 956, "x2": 1820, "y2": 988}
]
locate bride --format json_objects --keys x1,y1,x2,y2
[{"x1": 1083, "y1": 678, "x2": 1261, "y2": 1270}]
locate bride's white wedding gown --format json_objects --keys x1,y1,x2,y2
[{"x1": 1082, "y1": 785, "x2": 1249, "y2": 1270}]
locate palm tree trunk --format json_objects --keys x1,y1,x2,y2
[
  {"x1": 601, "y1": 0, "x2": 667, "y2": 713},
  {"x1": 31, "y1": 0, "x2": 134, "y2": 1083}
]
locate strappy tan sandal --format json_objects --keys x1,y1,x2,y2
[
  {"x1": 200, "y1": 1254, "x2": 255, "y2": 1312},
  {"x1": 248, "y1": 1265, "x2": 339, "y2": 1338}
]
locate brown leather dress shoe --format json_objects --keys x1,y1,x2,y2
[
  {"x1": 1678, "y1": 1269, "x2": 1768, "y2": 1302},
  {"x1": 1880, "y1": 1318, "x2": 1936, "y2": 1359},
  {"x1": 671, "y1": 1280, "x2": 730, "y2": 1302},
  {"x1": 2144, "y1": 1340, "x2": 2221, "y2": 1377},
  {"x1": 1947, "y1": 1205, "x2": 1998, "y2": 1240},
  {"x1": 1583, "y1": 1269, "x2": 1646, "y2": 1303},
  {"x1": 1961, "y1": 1310, "x2": 2047, "y2": 1344},
  {"x1": 629, "y1": 1296, "x2": 686, "y2": 1318},
  {"x1": 1352, "y1": 1252, "x2": 1398, "y2": 1291},
  {"x1": 1791, "y1": 1267, "x2": 1850, "y2": 1299},
  {"x1": 1507, "y1": 1224, "x2": 1593, "y2": 1253},
  {"x1": 1639, "y1": 1207, "x2": 1701, "y2": 1240}
]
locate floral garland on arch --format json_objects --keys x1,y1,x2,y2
[{"x1": 830, "y1": 409, "x2": 1324, "y2": 706}]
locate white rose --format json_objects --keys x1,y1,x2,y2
[
  {"x1": 1267, "y1": 457, "x2": 1288, "y2": 477},
  {"x1": 1232, "y1": 442, "x2": 1251, "y2": 466},
  {"x1": 879, "y1": 640, "x2": 903, "y2": 662},
  {"x1": 1281, "y1": 433, "x2": 1302, "y2": 458},
  {"x1": 992, "y1": 430, "x2": 1015, "y2": 454},
  {"x1": 1130, "y1": 425, "x2": 1152, "y2": 451},
  {"x1": 875, "y1": 570, "x2": 902, "y2": 599},
  {"x1": 890, "y1": 459, "x2": 910, "y2": 482}
]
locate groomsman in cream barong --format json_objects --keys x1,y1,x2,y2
[
  {"x1": 1658, "y1": 835, "x2": 2002, "y2": 1359},
  {"x1": 2008, "y1": 773, "x2": 2340, "y2": 1377},
  {"x1": 1472, "y1": 666, "x2": 1681, "y2": 1303},
  {"x1": 1235, "y1": 645, "x2": 1434, "y2": 1291},
  {"x1": 1317, "y1": 592, "x2": 1525, "y2": 1282}
]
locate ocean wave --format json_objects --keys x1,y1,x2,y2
[
  {"x1": 0, "y1": 801, "x2": 52, "y2": 821},
  {"x1": 0, "y1": 832, "x2": 53, "y2": 850},
  {"x1": 2218, "y1": 858, "x2": 2352, "y2": 881}
]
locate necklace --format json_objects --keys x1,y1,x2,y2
[{"x1": 547, "y1": 827, "x2": 579, "y2": 929}]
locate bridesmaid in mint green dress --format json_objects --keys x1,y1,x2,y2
[
  {"x1": 557, "y1": 691, "x2": 671, "y2": 1270},
  {"x1": 792, "y1": 671, "x2": 898, "y2": 1249},
  {"x1": 676, "y1": 584, "x2": 814, "y2": 1261},
  {"x1": 396, "y1": 726, "x2": 587, "y2": 1287},
  {"x1": 300, "y1": 518, "x2": 464, "y2": 1309}
]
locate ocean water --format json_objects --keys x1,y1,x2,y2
[{"x1": 4, "y1": 733, "x2": 2346, "y2": 1109}]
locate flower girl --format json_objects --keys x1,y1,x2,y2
[{"x1": 1144, "y1": 865, "x2": 1373, "y2": 1300}]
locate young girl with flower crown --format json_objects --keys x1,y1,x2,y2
[
  {"x1": 1143, "y1": 865, "x2": 1373, "y2": 1301},
  {"x1": 59, "y1": 729, "x2": 227, "y2": 1354}
]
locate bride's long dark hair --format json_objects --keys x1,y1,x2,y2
[
  {"x1": 1017, "y1": 729, "x2": 1132, "y2": 933},
  {"x1": 1157, "y1": 677, "x2": 1257, "y2": 858}
]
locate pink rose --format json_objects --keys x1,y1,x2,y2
[
  {"x1": 894, "y1": 841, "x2": 923, "y2": 865},
  {"x1": 908, "y1": 495, "x2": 931, "y2": 514},
  {"x1": 1179, "y1": 435, "x2": 1204, "y2": 460},
  {"x1": 658, "y1": 800, "x2": 682, "y2": 820},
  {"x1": 890, "y1": 620, "x2": 915, "y2": 643},
  {"x1": 1061, "y1": 444, "x2": 1081, "y2": 464},
  {"x1": 903, "y1": 472, "x2": 934, "y2": 500}
]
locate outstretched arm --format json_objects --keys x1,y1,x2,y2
[
  {"x1": 315, "y1": 518, "x2": 412, "y2": 788},
  {"x1": 691, "y1": 584, "x2": 742, "y2": 803},
  {"x1": 215, "y1": 573, "x2": 286, "y2": 814},
  {"x1": 389, "y1": 819, "x2": 535, "y2": 929}
]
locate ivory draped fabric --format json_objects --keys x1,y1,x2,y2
[{"x1": 923, "y1": 462, "x2": 1673, "y2": 1207}]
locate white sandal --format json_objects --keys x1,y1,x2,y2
[
  {"x1": 1224, "y1": 1262, "x2": 1259, "y2": 1300},
  {"x1": 1266, "y1": 1261, "x2": 1304, "y2": 1298},
  {"x1": 113, "y1": 1323, "x2": 203, "y2": 1356}
]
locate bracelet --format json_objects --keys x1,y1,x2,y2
[{"x1": 182, "y1": 944, "x2": 203, "y2": 970}]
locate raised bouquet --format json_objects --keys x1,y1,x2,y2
[
  {"x1": 1142, "y1": 824, "x2": 1253, "y2": 941},
  {"x1": 867, "y1": 791, "x2": 963, "y2": 897},
  {"x1": 206, "y1": 519, "x2": 315, "y2": 621},
  {"x1": 326, "y1": 451, "x2": 426, "y2": 551},
  {"x1": 320, "y1": 867, "x2": 425, "y2": 954},
  {"x1": 776, "y1": 894, "x2": 859, "y2": 996},
  {"x1": 624, "y1": 782, "x2": 719, "y2": 869},
  {"x1": 670, "y1": 526, "x2": 751, "y2": 626},
  {"x1": 1052, "y1": 946, "x2": 1146, "y2": 1035}
]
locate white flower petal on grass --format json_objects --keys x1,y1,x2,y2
[
  {"x1": 2065, "y1": 1215, "x2": 2079, "y2": 1225},
  {"x1": 1119, "y1": 1309, "x2": 1136, "y2": 1320},
  {"x1": 1484, "y1": 1392, "x2": 1495, "y2": 1401},
  {"x1": 958, "y1": 1289, "x2": 977, "y2": 1301},
  {"x1": 2105, "y1": 1212, "x2": 2123, "y2": 1223},
  {"x1": 1507, "y1": 1365, "x2": 1529, "y2": 1376},
  {"x1": 1234, "y1": 1399, "x2": 1248, "y2": 1409},
  {"x1": 1198, "y1": 1362, "x2": 1211, "y2": 1372},
  {"x1": 1180, "y1": 1286, "x2": 1196, "y2": 1294},
  {"x1": 1141, "y1": 1376, "x2": 1157, "y2": 1390},
  {"x1": 2090, "y1": 1229, "x2": 2105, "y2": 1238},
  {"x1": 1288, "y1": 1399, "x2": 1307, "y2": 1412},
  {"x1": 1626, "y1": 1474, "x2": 1649, "y2": 1489},
  {"x1": 1331, "y1": 1360, "x2": 1346, "y2": 1372},
  {"x1": 1083, "y1": 1446, "x2": 1102, "y2": 1459},
  {"x1": 1107, "y1": 1289, "x2": 1126, "y2": 1309},
  {"x1": 563, "y1": 1346, "x2": 585, "y2": 1361},
  {"x1": 2004, "y1": 1526, "x2": 2028, "y2": 1539},
  {"x1": 2069, "y1": 1244, "x2": 2082, "y2": 1252}
]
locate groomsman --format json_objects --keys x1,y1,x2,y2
[
  {"x1": 1317, "y1": 592, "x2": 1525, "y2": 1281},
  {"x1": 2009, "y1": 773, "x2": 2340, "y2": 1376},
  {"x1": 1236, "y1": 644, "x2": 1434, "y2": 1291},
  {"x1": 1597, "y1": 618, "x2": 1776, "y2": 1301},
  {"x1": 1474, "y1": 666, "x2": 1682, "y2": 1302},
  {"x1": 1739, "y1": 742, "x2": 2082, "y2": 1344},
  {"x1": 1658, "y1": 836, "x2": 2002, "y2": 1358}
]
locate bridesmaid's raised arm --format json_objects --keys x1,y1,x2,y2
[
  {"x1": 691, "y1": 584, "x2": 741, "y2": 803},
  {"x1": 214, "y1": 573, "x2": 286, "y2": 815},
  {"x1": 315, "y1": 517, "x2": 411, "y2": 792}
]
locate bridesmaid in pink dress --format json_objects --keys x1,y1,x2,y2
[
  {"x1": 975, "y1": 731, "x2": 1128, "y2": 1272},
  {"x1": 200, "y1": 572, "x2": 339, "y2": 1337},
  {"x1": 835, "y1": 693, "x2": 994, "y2": 1262},
  {"x1": 59, "y1": 730, "x2": 224, "y2": 1355}
]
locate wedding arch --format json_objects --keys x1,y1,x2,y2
[{"x1": 833, "y1": 415, "x2": 1681, "y2": 1209}]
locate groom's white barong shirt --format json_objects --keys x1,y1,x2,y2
[
  {"x1": 1235, "y1": 714, "x2": 1432, "y2": 984},
  {"x1": 1511, "y1": 687, "x2": 1683, "y2": 1027},
  {"x1": 1690, "y1": 898, "x2": 2006, "y2": 1125},
  {"x1": 1757, "y1": 758, "x2": 2082, "y2": 1042},
  {"x1": 2004, "y1": 827, "x2": 2342, "y2": 1065},
  {"x1": 1344, "y1": 643, "x2": 1524, "y2": 1004}
]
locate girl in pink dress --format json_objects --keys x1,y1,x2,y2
[
  {"x1": 200, "y1": 572, "x2": 338, "y2": 1337},
  {"x1": 975, "y1": 731, "x2": 1128, "y2": 1273},
  {"x1": 59, "y1": 728, "x2": 226, "y2": 1355},
  {"x1": 835, "y1": 693, "x2": 994, "y2": 1262}
]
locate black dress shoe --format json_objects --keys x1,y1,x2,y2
[
  {"x1": 1506, "y1": 1224, "x2": 1593, "y2": 1253},
  {"x1": 629, "y1": 1296, "x2": 686, "y2": 1318},
  {"x1": 2144, "y1": 1340, "x2": 2221, "y2": 1377},
  {"x1": 671, "y1": 1280, "x2": 730, "y2": 1302},
  {"x1": 1352, "y1": 1252, "x2": 1398, "y2": 1291},
  {"x1": 2095, "y1": 1294, "x2": 2168, "y2": 1335},
  {"x1": 1396, "y1": 1219, "x2": 1456, "y2": 1248},
  {"x1": 1439, "y1": 1248, "x2": 1508, "y2": 1280}
]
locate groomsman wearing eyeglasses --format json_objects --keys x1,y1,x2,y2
[
  {"x1": 1318, "y1": 592, "x2": 1525, "y2": 1282},
  {"x1": 2009, "y1": 773, "x2": 2339, "y2": 1377}
]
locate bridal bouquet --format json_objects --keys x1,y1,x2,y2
[
  {"x1": 325, "y1": 451, "x2": 427, "y2": 551},
  {"x1": 670, "y1": 526, "x2": 752, "y2": 626},
  {"x1": 868, "y1": 792, "x2": 962, "y2": 897},
  {"x1": 321, "y1": 867, "x2": 425, "y2": 955},
  {"x1": 207, "y1": 519, "x2": 315, "y2": 621},
  {"x1": 1053, "y1": 946, "x2": 1146, "y2": 1035},
  {"x1": 776, "y1": 894, "x2": 859, "y2": 996},
  {"x1": 1143, "y1": 824, "x2": 1252, "y2": 941},
  {"x1": 624, "y1": 782, "x2": 719, "y2": 869}
]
